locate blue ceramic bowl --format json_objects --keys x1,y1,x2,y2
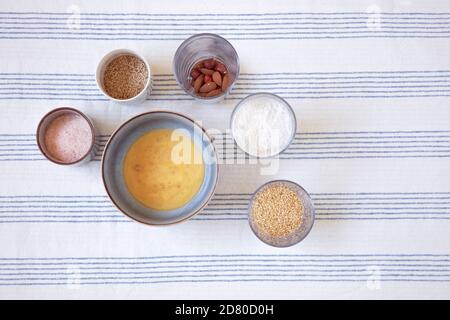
[{"x1": 102, "y1": 111, "x2": 218, "y2": 225}]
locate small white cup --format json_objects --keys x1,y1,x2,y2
[{"x1": 96, "y1": 49, "x2": 152, "y2": 104}]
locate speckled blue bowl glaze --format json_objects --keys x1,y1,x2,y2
[{"x1": 102, "y1": 111, "x2": 218, "y2": 226}]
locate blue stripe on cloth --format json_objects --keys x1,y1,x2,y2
[
  {"x1": 0, "y1": 193, "x2": 448, "y2": 197},
  {"x1": 0, "y1": 273, "x2": 448, "y2": 282},
  {"x1": 2, "y1": 269, "x2": 450, "y2": 276},
  {"x1": 1, "y1": 253, "x2": 449, "y2": 259},
  {"x1": 3, "y1": 14, "x2": 450, "y2": 20},
  {"x1": 0, "y1": 279, "x2": 448, "y2": 286},
  {"x1": 0, "y1": 255, "x2": 448, "y2": 285},
  {"x1": 3, "y1": 131, "x2": 450, "y2": 161},
  {"x1": 0, "y1": 218, "x2": 449, "y2": 223},
  {"x1": 4, "y1": 80, "x2": 450, "y2": 86},
  {"x1": 2, "y1": 263, "x2": 450, "y2": 268},
  {"x1": 2, "y1": 70, "x2": 450, "y2": 76},
  {"x1": 4, "y1": 31, "x2": 450, "y2": 36},
  {"x1": 2, "y1": 200, "x2": 450, "y2": 205},
  {"x1": 1, "y1": 201, "x2": 450, "y2": 205},
  {"x1": 4, "y1": 14, "x2": 450, "y2": 20},
  {"x1": 5, "y1": 85, "x2": 450, "y2": 92},
  {"x1": 2, "y1": 11, "x2": 450, "y2": 16},
  {"x1": 3, "y1": 264, "x2": 450, "y2": 271},
  {"x1": 5, "y1": 26, "x2": 450, "y2": 31},
  {"x1": 1, "y1": 155, "x2": 450, "y2": 161},
  {"x1": 3, "y1": 75, "x2": 450, "y2": 81},
  {"x1": 0, "y1": 96, "x2": 450, "y2": 101},
  {"x1": 4, "y1": 20, "x2": 450, "y2": 26},
  {"x1": 6, "y1": 84, "x2": 450, "y2": 90},
  {"x1": 3, "y1": 35, "x2": 450, "y2": 41},
  {"x1": 1, "y1": 257, "x2": 450, "y2": 264}
]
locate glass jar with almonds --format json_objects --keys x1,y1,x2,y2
[{"x1": 173, "y1": 33, "x2": 239, "y2": 102}]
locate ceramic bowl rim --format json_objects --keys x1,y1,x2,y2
[{"x1": 101, "y1": 110, "x2": 219, "y2": 226}]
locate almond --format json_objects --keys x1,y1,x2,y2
[
  {"x1": 190, "y1": 68, "x2": 201, "y2": 80},
  {"x1": 206, "y1": 88, "x2": 222, "y2": 97},
  {"x1": 203, "y1": 59, "x2": 216, "y2": 69},
  {"x1": 193, "y1": 74, "x2": 204, "y2": 92},
  {"x1": 199, "y1": 82, "x2": 217, "y2": 93},
  {"x1": 194, "y1": 61, "x2": 204, "y2": 69},
  {"x1": 200, "y1": 68, "x2": 214, "y2": 75},
  {"x1": 222, "y1": 74, "x2": 231, "y2": 91},
  {"x1": 212, "y1": 72, "x2": 222, "y2": 86},
  {"x1": 215, "y1": 63, "x2": 227, "y2": 74}
]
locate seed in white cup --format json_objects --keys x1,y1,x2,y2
[{"x1": 102, "y1": 54, "x2": 149, "y2": 100}]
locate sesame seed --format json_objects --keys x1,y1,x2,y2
[
  {"x1": 103, "y1": 54, "x2": 148, "y2": 100},
  {"x1": 251, "y1": 182, "x2": 304, "y2": 238}
]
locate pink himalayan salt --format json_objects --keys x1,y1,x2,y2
[{"x1": 44, "y1": 113, "x2": 93, "y2": 163}]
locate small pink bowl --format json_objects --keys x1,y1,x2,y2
[{"x1": 36, "y1": 107, "x2": 97, "y2": 166}]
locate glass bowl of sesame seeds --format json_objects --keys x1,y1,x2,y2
[{"x1": 248, "y1": 180, "x2": 315, "y2": 247}]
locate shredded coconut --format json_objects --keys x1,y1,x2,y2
[{"x1": 231, "y1": 95, "x2": 295, "y2": 157}]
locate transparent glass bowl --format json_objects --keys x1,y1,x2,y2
[
  {"x1": 173, "y1": 33, "x2": 239, "y2": 103},
  {"x1": 230, "y1": 93, "x2": 297, "y2": 158},
  {"x1": 248, "y1": 180, "x2": 315, "y2": 247}
]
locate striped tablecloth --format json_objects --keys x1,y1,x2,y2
[{"x1": 1, "y1": 0, "x2": 450, "y2": 299}]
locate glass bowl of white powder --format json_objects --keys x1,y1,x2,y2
[{"x1": 230, "y1": 93, "x2": 297, "y2": 158}]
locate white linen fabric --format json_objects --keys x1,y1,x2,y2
[{"x1": 0, "y1": 0, "x2": 450, "y2": 299}]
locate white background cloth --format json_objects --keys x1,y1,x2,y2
[{"x1": 0, "y1": 0, "x2": 450, "y2": 299}]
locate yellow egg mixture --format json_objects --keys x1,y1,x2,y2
[{"x1": 123, "y1": 129, "x2": 204, "y2": 210}]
